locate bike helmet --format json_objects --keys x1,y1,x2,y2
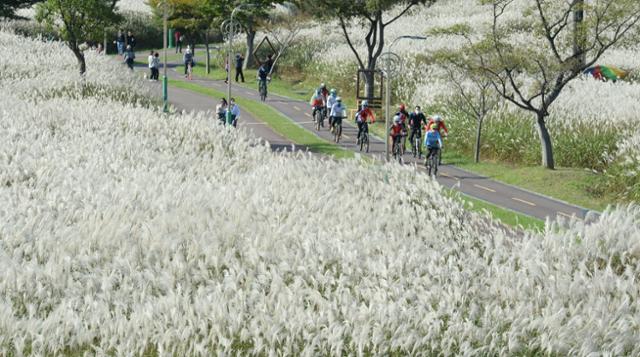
[
  {"x1": 330, "y1": 88, "x2": 337, "y2": 95},
  {"x1": 431, "y1": 123, "x2": 438, "y2": 130},
  {"x1": 399, "y1": 103, "x2": 406, "y2": 112},
  {"x1": 393, "y1": 115, "x2": 401, "y2": 124},
  {"x1": 320, "y1": 83, "x2": 326, "y2": 89},
  {"x1": 434, "y1": 115, "x2": 443, "y2": 122},
  {"x1": 361, "y1": 100, "x2": 369, "y2": 107},
  {"x1": 336, "y1": 96, "x2": 342, "y2": 102}
]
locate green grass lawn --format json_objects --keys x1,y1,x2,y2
[
  {"x1": 168, "y1": 79, "x2": 354, "y2": 159},
  {"x1": 442, "y1": 150, "x2": 612, "y2": 212},
  {"x1": 454, "y1": 192, "x2": 545, "y2": 232}
]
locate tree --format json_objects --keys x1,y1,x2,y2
[
  {"x1": 260, "y1": 2, "x2": 307, "y2": 76},
  {"x1": 36, "y1": 0, "x2": 121, "y2": 75},
  {"x1": 0, "y1": 0, "x2": 41, "y2": 19},
  {"x1": 479, "y1": 0, "x2": 640, "y2": 169},
  {"x1": 214, "y1": 0, "x2": 280, "y2": 70},
  {"x1": 149, "y1": 0, "x2": 215, "y2": 72},
  {"x1": 298, "y1": 0, "x2": 435, "y2": 101}
]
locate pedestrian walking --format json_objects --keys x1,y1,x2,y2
[
  {"x1": 152, "y1": 52, "x2": 160, "y2": 80},
  {"x1": 226, "y1": 98, "x2": 240, "y2": 127},
  {"x1": 235, "y1": 53, "x2": 245, "y2": 82},
  {"x1": 126, "y1": 31, "x2": 136, "y2": 50},
  {"x1": 216, "y1": 98, "x2": 228, "y2": 125},
  {"x1": 175, "y1": 30, "x2": 183, "y2": 53},
  {"x1": 124, "y1": 45, "x2": 135, "y2": 70},
  {"x1": 148, "y1": 50, "x2": 155, "y2": 80},
  {"x1": 183, "y1": 47, "x2": 194, "y2": 77},
  {"x1": 114, "y1": 29, "x2": 125, "y2": 56},
  {"x1": 224, "y1": 57, "x2": 229, "y2": 84}
]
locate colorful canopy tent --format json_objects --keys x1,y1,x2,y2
[{"x1": 583, "y1": 65, "x2": 628, "y2": 82}]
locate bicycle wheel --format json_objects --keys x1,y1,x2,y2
[
  {"x1": 363, "y1": 133, "x2": 369, "y2": 153},
  {"x1": 412, "y1": 137, "x2": 417, "y2": 157},
  {"x1": 335, "y1": 124, "x2": 342, "y2": 143},
  {"x1": 315, "y1": 113, "x2": 321, "y2": 131}
]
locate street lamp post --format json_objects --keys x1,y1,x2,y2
[
  {"x1": 381, "y1": 35, "x2": 427, "y2": 161},
  {"x1": 162, "y1": 1, "x2": 169, "y2": 112},
  {"x1": 162, "y1": 1, "x2": 169, "y2": 113}
]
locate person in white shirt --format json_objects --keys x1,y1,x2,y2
[
  {"x1": 329, "y1": 97, "x2": 346, "y2": 133},
  {"x1": 147, "y1": 51, "x2": 155, "y2": 80},
  {"x1": 326, "y1": 88, "x2": 338, "y2": 128}
]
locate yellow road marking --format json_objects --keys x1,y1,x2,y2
[
  {"x1": 512, "y1": 197, "x2": 536, "y2": 206},
  {"x1": 474, "y1": 184, "x2": 496, "y2": 193},
  {"x1": 304, "y1": 113, "x2": 311, "y2": 117},
  {"x1": 294, "y1": 106, "x2": 302, "y2": 111},
  {"x1": 558, "y1": 211, "x2": 582, "y2": 220},
  {"x1": 440, "y1": 172, "x2": 459, "y2": 180}
]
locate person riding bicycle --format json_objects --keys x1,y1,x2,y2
[
  {"x1": 329, "y1": 96, "x2": 346, "y2": 132},
  {"x1": 409, "y1": 106, "x2": 427, "y2": 148},
  {"x1": 257, "y1": 63, "x2": 269, "y2": 95},
  {"x1": 426, "y1": 114, "x2": 449, "y2": 136},
  {"x1": 257, "y1": 63, "x2": 269, "y2": 83},
  {"x1": 356, "y1": 100, "x2": 376, "y2": 144},
  {"x1": 309, "y1": 88, "x2": 326, "y2": 122},
  {"x1": 326, "y1": 89, "x2": 338, "y2": 127},
  {"x1": 395, "y1": 103, "x2": 410, "y2": 150},
  {"x1": 390, "y1": 115, "x2": 405, "y2": 153},
  {"x1": 424, "y1": 123, "x2": 443, "y2": 164},
  {"x1": 426, "y1": 114, "x2": 448, "y2": 163},
  {"x1": 318, "y1": 83, "x2": 329, "y2": 118}
]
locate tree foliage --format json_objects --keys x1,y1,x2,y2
[
  {"x1": 36, "y1": 0, "x2": 121, "y2": 75},
  {"x1": 478, "y1": 0, "x2": 640, "y2": 169},
  {"x1": 0, "y1": 0, "x2": 42, "y2": 19}
]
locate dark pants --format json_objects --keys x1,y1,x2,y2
[
  {"x1": 235, "y1": 67, "x2": 244, "y2": 82},
  {"x1": 176, "y1": 41, "x2": 182, "y2": 53},
  {"x1": 409, "y1": 127, "x2": 422, "y2": 146},
  {"x1": 126, "y1": 59, "x2": 134, "y2": 70},
  {"x1": 184, "y1": 61, "x2": 192, "y2": 75},
  {"x1": 357, "y1": 121, "x2": 368, "y2": 141},
  {"x1": 152, "y1": 68, "x2": 159, "y2": 80}
]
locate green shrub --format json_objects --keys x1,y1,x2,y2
[{"x1": 106, "y1": 11, "x2": 163, "y2": 52}]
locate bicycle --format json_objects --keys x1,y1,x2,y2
[
  {"x1": 411, "y1": 130, "x2": 423, "y2": 158},
  {"x1": 425, "y1": 148, "x2": 440, "y2": 176},
  {"x1": 259, "y1": 78, "x2": 269, "y2": 102},
  {"x1": 333, "y1": 116, "x2": 343, "y2": 143},
  {"x1": 392, "y1": 136, "x2": 404, "y2": 164},
  {"x1": 315, "y1": 107, "x2": 324, "y2": 131},
  {"x1": 359, "y1": 122, "x2": 369, "y2": 153}
]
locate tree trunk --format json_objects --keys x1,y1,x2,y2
[
  {"x1": 245, "y1": 28, "x2": 256, "y2": 69},
  {"x1": 363, "y1": 69, "x2": 376, "y2": 102},
  {"x1": 536, "y1": 113, "x2": 555, "y2": 169},
  {"x1": 71, "y1": 45, "x2": 86, "y2": 75},
  {"x1": 474, "y1": 114, "x2": 484, "y2": 163},
  {"x1": 573, "y1": 0, "x2": 586, "y2": 67},
  {"x1": 205, "y1": 32, "x2": 211, "y2": 75}
]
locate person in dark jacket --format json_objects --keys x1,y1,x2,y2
[
  {"x1": 126, "y1": 31, "x2": 136, "y2": 50},
  {"x1": 235, "y1": 53, "x2": 245, "y2": 82}
]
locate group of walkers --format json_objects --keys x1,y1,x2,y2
[
  {"x1": 215, "y1": 98, "x2": 242, "y2": 128},
  {"x1": 309, "y1": 82, "x2": 449, "y2": 167},
  {"x1": 115, "y1": 30, "x2": 137, "y2": 70}
]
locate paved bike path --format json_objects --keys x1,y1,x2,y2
[{"x1": 152, "y1": 61, "x2": 598, "y2": 222}]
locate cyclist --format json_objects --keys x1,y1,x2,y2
[
  {"x1": 395, "y1": 103, "x2": 410, "y2": 152},
  {"x1": 309, "y1": 88, "x2": 325, "y2": 123},
  {"x1": 424, "y1": 123, "x2": 443, "y2": 165},
  {"x1": 320, "y1": 83, "x2": 330, "y2": 119},
  {"x1": 356, "y1": 100, "x2": 376, "y2": 144},
  {"x1": 426, "y1": 114, "x2": 449, "y2": 164},
  {"x1": 409, "y1": 106, "x2": 427, "y2": 153},
  {"x1": 326, "y1": 89, "x2": 338, "y2": 128},
  {"x1": 257, "y1": 63, "x2": 269, "y2": 98},
  {"x1": 390, "y1": 115, "x2": 405, "y2": 156},
  {"x1": 329, "y1": 96, "x2": 346, "y2": 133}
]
